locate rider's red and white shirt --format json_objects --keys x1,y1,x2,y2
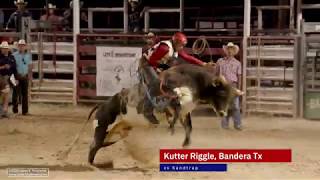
[{"x1": 143, "y1": 40, "x2": 205, "y2": 69}]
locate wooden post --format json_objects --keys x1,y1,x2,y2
[
  {"x1": 144, "y1": 11, "x2": 150, "y2": 33},
  {"x1": 179, "y1": 0, "x2": 184, "y2": 32},
  {"x1": 289, "y1": 0, "x2": 295, "y2": 31},
  {"x1": 299, "y1": 20, "x2": 305, "y2": 117},
  {"x1": 257, "y1": 8, "x2": 263, "y2": 30},
  {"x1": 278, "y1": 0, "x2": 289, "y2": 30},
  {"x1": 242, "y1": 0, "x2": 251, "y2": 115},
  {"x1": 73, "y1": 0, "x2": 80, "y2": 106},
  {"x1": 293, "y1": 36, "x2": 300, "y2": 118},
  {"x1": 123, "y1": 0, "x2": 128, "y2": 33},
  {"x1": 297, "y1": 0, "x2": 303, "y2": 34},
  {"x1": 88, "y1": 10, "x2": 93, "y2": 33}
]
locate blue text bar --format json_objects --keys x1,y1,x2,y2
[{"x1": 160, "y1": 164, "x2": 227, "y2": 172}]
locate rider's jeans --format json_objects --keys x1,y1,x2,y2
[{"x1": 141, "y1": 65, "x2": 161, "y2": 121}]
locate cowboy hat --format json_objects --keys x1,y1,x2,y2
[
  {"x1": 0, "y1": 41, "x2": 10, "y2": 49},
  {"x1": 14, "y1": 0, "x2": 28, "y2": 5},
  {"x1": 146, "y1": 32, "x2": 155, "y2": 37},
  {"x1": 44, "y1": 3, "x2": 56, "y2": 9},
  {"x1": 223, "y1": 42, "x2": 239, "y2": 55},
  {"x1": 17, "y1": 39, "x2": 26, "y2": 45}
]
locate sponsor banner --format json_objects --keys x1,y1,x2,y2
[
  {"x1": 160, "y1": 164, "x2": 227, "y2": 172},
  {"x1": 96, "y1": 46, "x2": 142, "y2": 96},
  {"x1": 160, "y1": 149, "x2": 291, "y2": 163}
]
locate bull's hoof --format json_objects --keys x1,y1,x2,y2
[
  {"x1": 88, "y1": 154, "x2": 94, "y2": 164},
  {"x1": 169, "y1": 124, "x2": 175, "y2": 135},
  {"x1": 88, "y1": 145, "x2": 98, "y2": 165},
  {"x1": 168, "y1": 126, "x2": 175, "y2": 135},
  {"x1": 182, "y1": 139, "x2": 190, "y2": 147}
]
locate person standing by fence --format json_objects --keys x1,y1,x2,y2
[
  {"x1": 0, "y1": 41, "x2": 17, "y2": 118},
  {"x1": 12, "y1": 39, "x2": 32, "y2": 115},
  {"x1": 5, "y1": 0, "x2": 31, "y2": 34},
  {"x1": 216, "y1": 42, "x2": 242, "y2": 130},
  {"x1": 40, "y1": 3, "x2": 63, "y2": 31}
]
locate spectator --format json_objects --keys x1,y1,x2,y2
[
  {"x1": 0, "y1": 41, "x2": 17, "y2": 118},
  {"x1": 12, "y1": 39, "x2": 32, "y2": 115},
  {"x1": 40, "y1": 3, "x2": 63, "y2": 30},
  {"x1": 62, "y1": 1, "x2": 88, "y2": 31},
  {"x1": 142, "y1": 32, "x2": 159, "y2": 53},
  {"x1": 5, "y1": 0, "x2": 31, "y2": 33},
  {"x1": 216, "y1": 42, "x2": 242, "y2": 130},
  {"x1": 128, "y1": 0, "x2": 145, "y2": 33}
]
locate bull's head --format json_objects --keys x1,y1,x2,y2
[
  {"x1": 208, "y1": 75, "x2": 243, "y2": 117},
  {"x1": 119, "y1": 88, "x2": 130, "y2": 114}
]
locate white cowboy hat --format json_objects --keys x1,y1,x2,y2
[
  {"x1": 44, "y1": 3, "x2": 56, "y2": 9},
  {"x1": 0, "y1": 41, "x2": 10, "y2": 49},
  {"x1": 18, "y1": 39, "x2": 26, "y2": 45},
  {"x1": 129, "y1": 0, "x2": 139, "y2": 3},
  {"x1": 145, "y1": 32, "x2": 155, "y2": 38},
  {"x1": 223, "y1": 42, "x2": 239, "y2": 55},
  {"x1": 14, "y1": 0, "x2": 28, "y2": 5}
]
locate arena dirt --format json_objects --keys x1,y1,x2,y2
[{"x1": 0, "y1": 104, "x2": 319, "y2": 179}]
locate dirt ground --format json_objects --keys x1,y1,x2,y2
[{"x1": 0, "y1": 103, "x2": 319, "y2": 180}]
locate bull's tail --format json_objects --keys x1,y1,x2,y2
[
  {"x1": 57, "y1": 104, "x2": 100, "y2": 162},
  {"x1": 88, "y1": 104, "x2": 99, "y2": 121}
]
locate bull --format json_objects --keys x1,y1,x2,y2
[{"x1": 158, "y1": 64, "x2": 243, "y2": 146}]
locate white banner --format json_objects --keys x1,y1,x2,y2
[{"x1": 96, "y1": 46, "x2": 142, "y2": 96}]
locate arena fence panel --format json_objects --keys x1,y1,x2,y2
[
  {"x1": 29, "y1": 32, "x2": 74, "y2": 103},
  {"x1": 244, "y1": 36, "x2": 300, "y2": 117},
  {"x1": 301, "y1": 21, "x2": 320, "y2": 119}
]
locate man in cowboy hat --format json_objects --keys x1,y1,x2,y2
[
  {"x1": 12, "y1": 39, "x2": 32, "y2": 116},
  {"x1": 216, "y1": 42, "x2": 242, "y2": 130},
  {"x1": 40, "y1": 3, "x2": 63, "y2": 23},
  {"x1": 5, "y1": 0, "x2": 31, "y2": 33},
  {"x1": 62, "y1": 0, "x2": 87, "y2": 31},
  {"x1": 143, "y1": 32, "x2": 159, "y2": 53},
  {"x1": 40, "y1": 3, "x2": 63, "y2": 31},
  {"x1": 0, "y1": 41, "x2": 17, "y2": 118}
]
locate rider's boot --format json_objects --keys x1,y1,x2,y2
[
  {"x1": 144, "y1": 111, "x2": 160, "y2": 124},
  {"x1": 143, "y1": 97, "x2": 160, "y2": 124}
]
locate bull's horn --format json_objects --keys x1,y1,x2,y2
[
  {"x1": 212, "y1": 75, "x2": 227, "y2": 87},
  {"x1": 218, "y1": 75, "x2": 227, "y2": 85},
  {"x1": 234, "y1": 88, "x2": 245, "y2": 96}
]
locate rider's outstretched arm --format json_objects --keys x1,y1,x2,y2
[{"x1": 178, "y1": 50, "x2": 206, "y2": 66}]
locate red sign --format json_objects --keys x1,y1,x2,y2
[{"x1": 160, "y1": 149, "x2": 291, "y2": 163}]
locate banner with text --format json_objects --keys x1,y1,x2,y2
[
  {"x1": 160, "y1": 149, "x2": 292, "y2": 163},
  {"x1": 96, "y1": 46, "x2": 142, "y2": 96}
]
